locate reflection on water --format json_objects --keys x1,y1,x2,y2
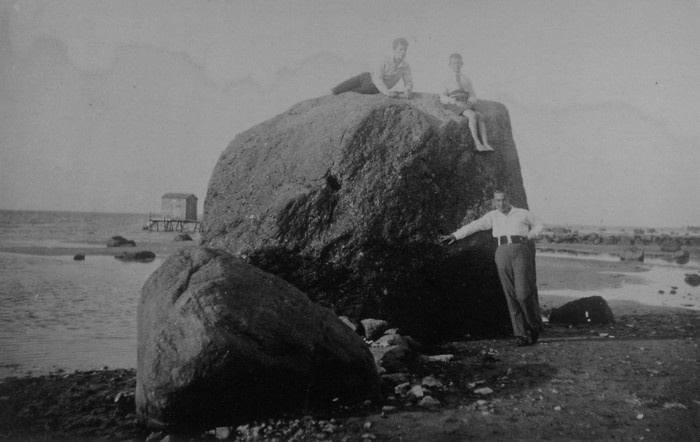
[{"x1": 0, "y1": 253, "x2": 162, "y2": 378}]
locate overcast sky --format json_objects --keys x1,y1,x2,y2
[{"x1": 1, "y1": 0, "x2": 699, "y2": 228}]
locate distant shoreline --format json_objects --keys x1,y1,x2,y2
[
  {"x1": 2, "y1": 238, "x2": 700, "y2": 264},
  {"x1": 0, "y1": 242, "x2": 198, "y2": 257}
]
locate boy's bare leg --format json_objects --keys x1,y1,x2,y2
[
  {"x1": 478, "y1": 116, "x2": 495, "y2": 151},
  {"x1": 463, "y1": 110, "x2": 488, "y2": 151}
]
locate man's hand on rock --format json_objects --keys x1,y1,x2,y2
[{"x1": 438, "y1": 234, "x2": 455, "y2": 245}]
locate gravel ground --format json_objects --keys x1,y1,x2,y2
[{"x1": 1, "y1": 307, "x2": 698, "y2": 442}]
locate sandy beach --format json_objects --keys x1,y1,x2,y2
[{"x1": 1, "y1": 242, "x2": 699, "y2": 441}]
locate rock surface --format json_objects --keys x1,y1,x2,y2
[
  {"x1": 201, "y1": 93, "x2": 525, "y2": 341},
  {"x1": 136, "y1": 247, "x2": 380, "y2": 432}
]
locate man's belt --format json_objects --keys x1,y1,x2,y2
[{"x1": 497, "y1": 235, "x2": 528, "y2": 246}]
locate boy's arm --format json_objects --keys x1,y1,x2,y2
[
  {"x1": 371, "y1": 57, "x2": 391, "y2": 95},
  {"x1": 464, "y1": 77, "x2": 478, "y2": 106},
  {"x1": 439, "y1": 78, "x2": 456, "y2": 105},
  {"x1": 402, "y1": 63, "x2": 413, "y2": 93}
]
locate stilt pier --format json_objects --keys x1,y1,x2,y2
[{"x1": 145, "y1": 214, "x2": 200, "y2": 232}]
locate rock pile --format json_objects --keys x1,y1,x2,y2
[{"x1": 359, "y1": 319, "x2": 450, "y2": 410}]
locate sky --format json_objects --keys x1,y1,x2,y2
[{"x1": 1, "y1": 0, "x2": 699, "y2": 228}]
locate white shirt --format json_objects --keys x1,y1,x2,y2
[
  {"x1": 371, "y1": 56, "x2": 413, "y2": 95},
  {"x1": 452, "y1": 206, "x2": 544, "y2": 240},
  {"x1": 439, "y1": 72, "x2": 477, "y2": 106}
]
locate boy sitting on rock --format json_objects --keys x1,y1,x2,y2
[
  {"x1": 331, "y1": 37, "x2": 412, "y2": 99},
  {"x1": 439, "y1": 53, "x2": 493, "y2": 151}
]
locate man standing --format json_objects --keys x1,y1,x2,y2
[
  {"x1": 330, "y1": 37, "x2": 413, "y2": 99},
  {"x1": 439, "y1": 190, "x2": 544, "y2": 346}
]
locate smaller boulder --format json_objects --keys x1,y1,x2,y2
[
  {"x1": 114, "y1": 251, "x2": 156, "y2": 263},
  {"x1": 107, "y1": 236, "x2": 136, "y2": 247},
  {"x1": 371, "y1": 345, "x2": 413, "y2": 374},
  {"x1": 73, "y1": 254, "x2": 85, "y2": 261},
  {"x1": 373, "y1": 334, "x2": 408, "y2": 348},
  {"x1": 684, "y1": 273, "x2": 700, "y2": 287},
  {"x1": 617, "y1": 237, "x2": 633, "y2": 246},
  {"x1": 173, "y1": 234, "x2": 193, "y2": 242},
  {"x1": 548, "y1": 296, "x2": 615, "y2": 325},
  {"x1": 418, "y1": 396, "x2": 441, "y2": 409},
  {"x1": 339, "y1": 316, "x2": 365, "y2": 336},
  {"x1": 403, "y1": 335, "x2": 423, "y2": 352},
  {"x1": 660, "y1": 238, "x2": 681, "y2": 252},
  {"x1": 619, "y1": 247, "x2": 644, "y2": 262},
  {"x1": 361, "y1": 319, "x2": 389, "y2": 341},
  {"x1": 669, "y1": 250, "x2": 690, "y2": 265}
]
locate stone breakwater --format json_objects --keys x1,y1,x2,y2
[{"x1": 538, "y1": 227, "x2": 700, "y2": 250}]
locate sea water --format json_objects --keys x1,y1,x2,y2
[
  {"x1": 0, "y1": 210, "x2": 698, "y2": 378},
  {"x1": 0, "y1": 210, "x2": 198, "y2": 378},
  {"x1": 537, "y1": 250, "x2": 700, "y2": 312}
]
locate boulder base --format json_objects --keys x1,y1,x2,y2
[{"x1": 136, "y1": 247, "x2": 380, "y2": 432}]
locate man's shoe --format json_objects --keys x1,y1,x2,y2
[
  {"x1": 514, "y1": 336, "x2": 529, "y2": 347},
  {"x1": 530, "y1": 328, "x2": 540, "y2": 345}
]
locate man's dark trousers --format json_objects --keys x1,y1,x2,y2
[
  {"x1": 494, "y1": 241, "x2": 543, "y2": 338},
  {"x1": 331, "y1": 72, "x2": 380, "y2": 95}
]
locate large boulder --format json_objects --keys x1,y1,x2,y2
[
  {"x1": 201, "y1": 93, "x2": 526, "y2": 341},
  {"x1": 136, "y1": 247, "x2": 380, "y2": 432}
]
